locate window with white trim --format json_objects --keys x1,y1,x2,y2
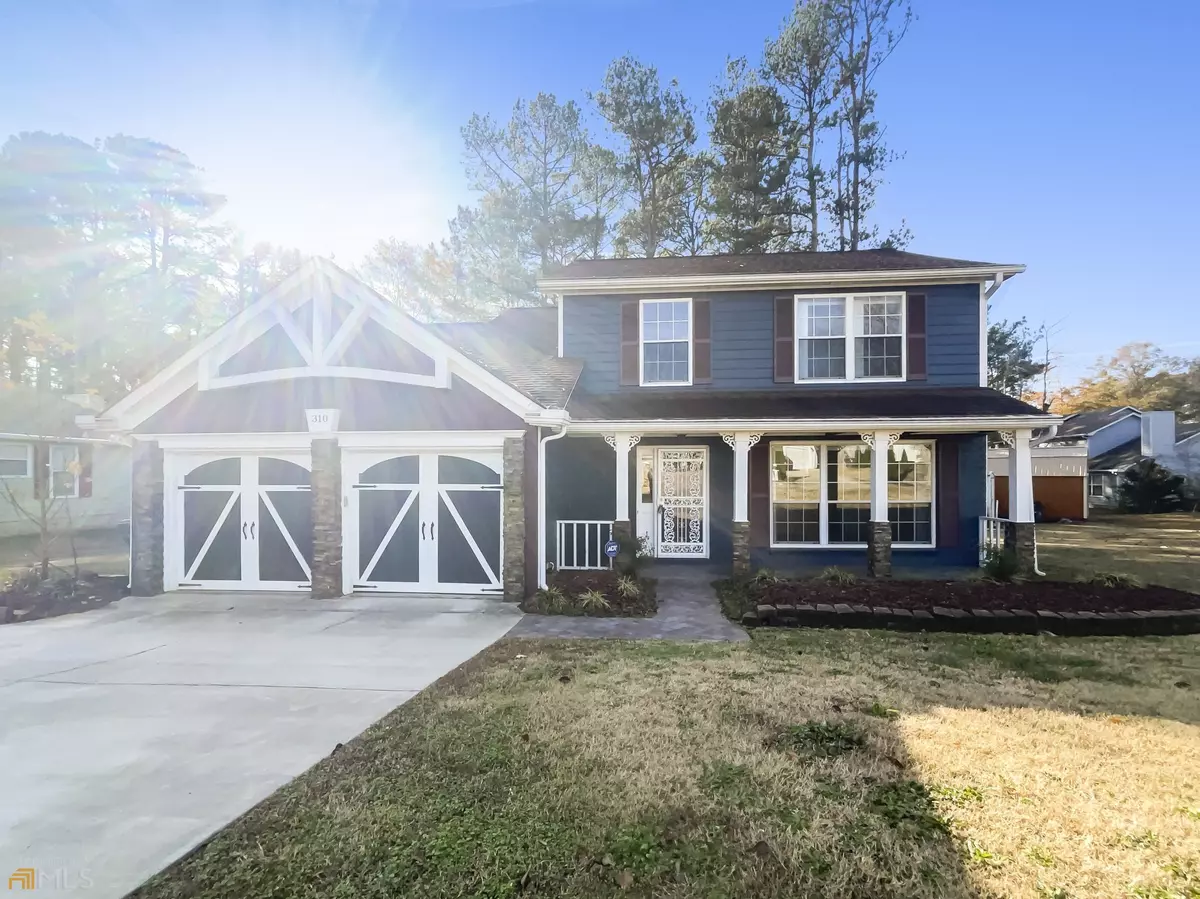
[
  {"x1": 640, "y1": 299, "x2": 691, "y2": 385},
  {"x1": 50, "y1": 444, "x2": 79, "y2": 498},
  {"x1": 1088, "y1": 472, "x2": 1113, "y2": 498},
  {"x1": 770, "y1": 441, "x2": 934, "y2": 546},
  {"x1": 0, "y1": 443, "x2": 31, "y2": 478},
  {"x1": 796, "y1": 293, "x2": 905, "y2": 382}
]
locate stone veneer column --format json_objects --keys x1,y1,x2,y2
[
  {"x1": 502, "y1": 436, "x2": 526, "y2": 601},
  {"x1": 130, "y1": 439, "x2": 164, "y2": 596},
  {"x1": 731, "y1": 520, "x2": 751, "y2": 575},
  {"x1": 310, "y1": 437, "x2": 343, "y2": 599},
  {"x1": 866, "y1": 521, "x2": 892, "y2": 578},
  {"x1": 1003, "y1": 520, "x2": 1037, "y2": 579}
]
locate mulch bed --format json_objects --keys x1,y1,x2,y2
[
  {"x1": 1, "y1": 571, "x2": 128, "y2": 625},
  {"x1": 521, "y1": 570, "x2": 657, "y2": 618},
  {"x1": 721, "y1": 577, "x2": 1200, "y2": 636},
  {"x1": 756, "y1": 580, "x2": 1200, "y2": 614}
]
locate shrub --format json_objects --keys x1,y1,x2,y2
[
  {"x1": 1083, "y1": 571, "x2": 1142, "y2": 589},
  {"x1": 532, "y1": 585, "x2": 564, "y2": 612},
  {"x1": 981, "y1": 548, "x2": 1020, "y2": 582},
  {"x1": 578, "y1": 588, "x2": 610, "y2": 611},
  {"x1": 752, "y1": 568, "x2": 783, "y2": 585},
  {"x1": 1117, "y1": 459, "x2": 1187, "y2": 513},
  {"x1": 616, "y1": 576, "x2": 641, "y2": 598},
  {"x1": 818, "y1": 566, "x2": 857, "y2": 586},
  {"x1": 612, "y1": 529, "x2": 649, "y2": 577}
]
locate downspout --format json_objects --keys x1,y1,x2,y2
[{"x1": 537, "y1": 423, "x2": 569, "y2": 589}]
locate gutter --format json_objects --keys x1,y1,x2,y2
[
  {"x1": 562, "y1": 414, "x2": 1062, "y2": 435},
  {"x1": 536, "y1": 423, "x2": 569, "y2": 589},
  {"x1": 538, "y1": 264, "x2": 1026, "y2": 295}
]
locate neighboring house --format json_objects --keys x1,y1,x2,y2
[
  {"x1": 987, "y1": 441, "x2": 1088, "y2": 521},
  {"x1": 93, "y1": 252, "x2": 1055, "y2": 600},
  {"x1": 0, "y1": 389, "x2": 131, "y2": 539},
  {"x1": 1042, "y1": 407, "x2": 1200, "y2": 507}
]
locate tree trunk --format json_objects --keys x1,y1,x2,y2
[
  {"x1": 807, "y1": 110, "x2": 819, "y2": 251},
  {"x1": 7, "y1": 324, "x2": 25, "y2": 384}
]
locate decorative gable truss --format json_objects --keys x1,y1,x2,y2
[
  {"x1": 197, "y1": 268, "x2": 449, "y2": 392},
  {"x1": 98, "y1": 259, "x2": 544, "y2": 433}
]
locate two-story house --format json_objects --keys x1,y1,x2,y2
[{"x1": 94, "y1": 252, "x2": 1054, "y2": 601}]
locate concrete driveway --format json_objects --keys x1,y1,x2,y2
[{"x1": 0, "y1": 592, "x2": 521, "y2": 897}]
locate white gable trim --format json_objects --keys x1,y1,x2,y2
[{"x1": 101, "y1": 259, "x2": 543, "y2": 432}]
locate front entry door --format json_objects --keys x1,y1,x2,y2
[
  {"x1": 345, "y1": 451, "x2": 503, "y2": 594},
  {"x1": 636, "y1": 447, "x2": 709, "y2": 558},
  {"x1": 168, "y1": 453, "x2": 313, "y2": 591}
]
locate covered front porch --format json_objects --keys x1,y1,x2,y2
[{"x1": 543, "y1": 421, "x2": 1042, "y2": 584}]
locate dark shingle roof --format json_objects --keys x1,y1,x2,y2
[
  {"x1": 546, "y1": 249, "x2": 1008, "y2": 281},
  {"x1": 567, "y1": 386, "x2": 1045, "y2": 422},
  {"x1": 1090, "y1": 437, "x2": 1145, "y2": 472},
  {"x1": 430, "y1": 308, "x2": 581, "y2": 410},
  {"x1": 1054, "y1": 407, "x2": 1138, "y2": 439},
  {"x1": 1176, "y1": 422, "x2": 1200, "y2": 443}
]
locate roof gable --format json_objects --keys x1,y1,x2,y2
[{"x1": 101, "y1": 259, "x2": 544, "y2": 432}]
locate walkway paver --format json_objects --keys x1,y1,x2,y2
[{"x1": 509, "y1": 565, "x2": 748, "y2": 641}]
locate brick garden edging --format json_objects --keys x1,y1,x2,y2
[{"x1": 744, "y1": 603, "x2": 1200, "y2": 637}]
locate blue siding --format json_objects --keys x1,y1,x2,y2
[
  {"x1": 563, "y1": 283, "x2": 981, "y2": 394},
  {"x1": 546, "y1": 433, "x2": 987, "y2": 573}
]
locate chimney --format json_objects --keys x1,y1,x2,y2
[{"x1": 1140, "y1": 411, "x2": 1176, "y2": 458}]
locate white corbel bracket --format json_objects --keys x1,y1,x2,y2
[
  {"x1": 721, "y1": 433, "x2": 762, "y2": 450},
  {"x1": 860, "y1": 432, "x2": 902, "y2": 447},
  {"x1": 604, "y1": 434, "x2": 642, "y2": 452}
]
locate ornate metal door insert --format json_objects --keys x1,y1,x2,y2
[{"x1": 655, "y1": 448, "x2": 707, "y2": 557}]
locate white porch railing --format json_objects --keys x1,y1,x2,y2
[
  {"x1": 556, "y1": 520, "x2": 614, "y2": 570},
  {"x1": 978, "y1": 516, "x2": 1006, "y2": 565},
  {"x1": 978, "y1": 516, "x2": 1042, "y2": 573}
]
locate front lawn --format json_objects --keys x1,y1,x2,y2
[
  {"x1": 1038, "y1": 512, "x2": 1200, "y2": 592},
  {"x1": 134, "y1": 631, "x2": 1200, "y2": 899}
]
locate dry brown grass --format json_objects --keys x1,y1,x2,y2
[
  {"x1": 135, "y1": 630, "x2": 1200, "y2": 899},
  {"x1": 1038, "y1": 512, "x2": 1200, "y2": 592}
]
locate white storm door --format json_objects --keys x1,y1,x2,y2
[
  {"x1": 635, "y1": 445, "x2": 656, "y2": 554},
  {"x1": 655, "y1": 447, "x2": 709, "y2": 558}
]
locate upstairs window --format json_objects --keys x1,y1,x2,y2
[
  {"x1": 640, "y1": 299, "x2": 692, "y2": 386},
  {"x1": 796, "y1": 293, "x2": 905, "y2": 382}
]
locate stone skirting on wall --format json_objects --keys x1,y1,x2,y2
[
  {"x1": 130, "y1": 440, "x2": 164, "y2": 597},
  {"x1": 502, "y1": 436, "x2": 526, "y2": 601},
  {"x1": 866, "y1": 521, "x2": 892, "y2": 578},
  {"x1": 310, "y1": 438, "x2": 342, "y2": 598}
]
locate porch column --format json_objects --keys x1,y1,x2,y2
[
  {"x1": 1002, "y1": 428, "x2": 1037, "y2": 577},
  {"x1": 863, "y1": 431, "x2": 899, "y2": 578},
  {"x1": 722, "y1": 432, "x2": 761, "y2": 575},
  {"x1": 604, "y1": 433, "x2": 641, "y2": 539}
]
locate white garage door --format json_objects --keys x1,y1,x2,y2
[
  {"x1": 165, "y1": 453, "x2": 313, "y2": 591},
  {"x1": 344, "y1": 451, "x2": 503, "y2": 594}
]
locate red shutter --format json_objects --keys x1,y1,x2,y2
[
  {"x1": 620, "y1": 301, "x2": 639, "y2": 386},
  {"x1": 749, "y1": 439, "x2": 771, "y2": 547},
  {"x1": 937, "y1": 440, "x2": 959, "y2": 547},
  {"x1": 907, "y1": 293, "x2": 927, "y2": 381},
  {"x1": 79, "y1": 444, "x2": 93, "y2": 498},
  {"x1": 773, "y1": 296, "x2": 794, "y2": 383},
  {"x1": 693, "y1": 299, "x2": 712, "y2": 384},
  {"x1": 32, "y1": 443, "x2": 49, "y2": 499}
]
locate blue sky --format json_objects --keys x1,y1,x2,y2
[{"x1": 2, "y1": 0, "x2": 1198, "y2": 385}]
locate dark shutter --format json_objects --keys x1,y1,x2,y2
[
  {"x1": 693, "y1": 298, "x2": 712, "y2": 384},
  {"x1": 32, "y1": 443, "x2": 49, "y2": 499},
  {"x1": 749, "y1": 439, "x2": 771, "y2": 547},
  {"x1": 79, "y1": 444, "x2": 93, "y2": 498},
  {"x1": 773, "y1": 295, "x2": 794, "y2": 383},
  {"x1": 937, "y1": 439, "x2": 959, "y2": 547},
  {"x1": 620, "y1": 300, "x2": 639, "y2": 386},
  {"x1": 907, "y1": 293, "x2": 927, "y2": 381}
]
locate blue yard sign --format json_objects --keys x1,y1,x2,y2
[{"x1": 604, "y1": 539, "x2": 620, "y2": 559}]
